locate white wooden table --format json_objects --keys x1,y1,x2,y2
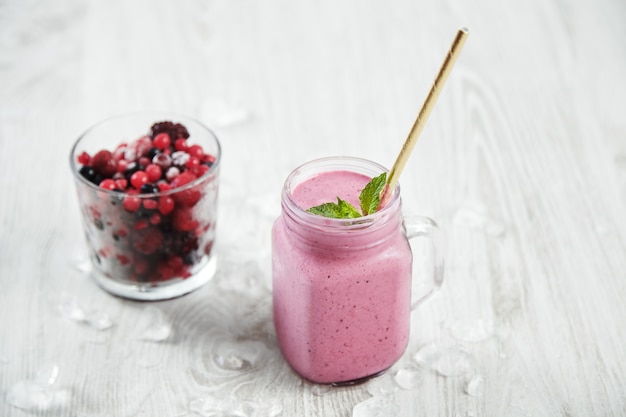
[{"x1": 1, "y1": 0, "x2": 625, "y2": 416}]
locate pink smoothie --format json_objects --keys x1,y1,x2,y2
[{"x1": 272, "y1": 170, "x2": 412, "y2": 384}]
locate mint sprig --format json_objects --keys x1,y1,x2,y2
[
  {"x1": 307, "y1": 198, "x2": 362, "y2": 219},
  {"x1": 307, "y1": 172, "x2": 387, "y2": 219}
]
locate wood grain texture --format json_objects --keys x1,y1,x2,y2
[{"x1": 1, "y1": 0, "x2": 625, "y2": 416}]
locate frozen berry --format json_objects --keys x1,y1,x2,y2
[
  {"x1": 122, "y1": 196, "x2": 141, "y2": 212},
  {"x1": 133, "y1": 257, "x2": 150, "y2": 275},
  {"x1": 170, "y1": 171, "x2": 196, "y2": 188},
  {"x1": 79, "y1": 166, "x2": 98, "y2": 184},
  {"x1": 174, "y1": 138, "x2": 188, "y2": 151},
  {"x1": 134, "y1": 219, "x2": 150, "y2": 230},
  {"x1": 156, "y1": 262, "x2": 175, "y2": 281},
  {"x1": 196, "y1": 165, "x2": 210, "y2": 176},
  {"x1": 138, "y1": 156, "x2": 151, "y2": 167},
  {"x1": 133, "y1": 228, "x2": 164, "y2": 255},
  {"x1": 167, "y1": 255, "x2": 184, "y2": 270},
  {"x1": 114, "y1": 178, "x2": 128, "y2": 190},
  {"x1": 116, "y1": 254, "x2": 131, "y2": 265},
  {"x1": 124, "y1": 147, "x2": 137, "y2": 162},
  {"x1": 91, "y1": 150, "x2": 118, "y2": 177},
  {"x1": 99, "y1": 179, "x2": 117, "y2": 190},
  {"x1": 124, "y1": 162, "x2": 141, "y2": 178},
  {"x1": 185, "y1": 157, "x2": 201, "y2": 170},
  {"x1": 77, "y1": 151, "x2": 91, "y2": 165},
  {"x1": 172, "y1": 208, "x2": 198, "y2": 231},
  {"x1": 146, "y1": 147, "x2": 160, "y2": 159},
  {"x1": 113, "y1": 144, "x2": 127, "y2": 160},
  {"x1": 152, "y1": 153, "x2": 172, "y2": 168},
  {"x1": 153, "y1": 133, "x2": 171, "y2": 150},
  {"x1": 145, "y1": 164, "x2": 162, "y2": 182},
  {"x1": 140, "y1": 183, "x2": 159, "y2": 194},
  {"x1": 151, "y1": 121, "x2": 190, "y2": 141},
  {"x1": 130, "y1": 171, "x2": 149, "y2": 189},
  {"x1": 187, "y1": 144, "x2": 204, "y2": 159},
  {"x1": 117, "y1": 159, "x2": 129, "y2": 173},
  {"x1": 166, "y1": 167, "x2": 180, "y2": 181},
  {"x1": 171, "y1": 151, "x2": 190, "y2": 167},
  {"x1": 134, "y1": 136, "x2": 153, "y2": 158},
  {"x1": 158, "y1": 196, "x2": 175, "y2": 215},
  {"x1": 203, "y1": 154, "x2": 216, "y2": 165},
  {"x1": 157, "y1": 181, "x2": 171, "y2": 192},
  {"x1": 142, "y1": 199, "x2": 158, "y2": 210},
  {"x1": 174, "y1": 189, "x2": 201, "y2": 207}
]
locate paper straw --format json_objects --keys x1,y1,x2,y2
[{"x1": 381, "y1": 27, "x2": 469, "y2": 205}]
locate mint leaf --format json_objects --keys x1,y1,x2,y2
[
  {"x1": 359, "y1": 172, "x2": 387, "y2": 215},
  {"x1": 307, "y1": 198, "x2": 361, "y2": 219}
]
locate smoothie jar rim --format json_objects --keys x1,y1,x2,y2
[
  {"x1": 281, "y1": 156, "x2": 402, "y2": 231},
  {"x1": 69, "y1": 111, "x2": 222, "y2": 198}
]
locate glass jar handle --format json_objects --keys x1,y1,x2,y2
[{"x1": 404, "y1": 216, "x2": 444, "y2": 310}]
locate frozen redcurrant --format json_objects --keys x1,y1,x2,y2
[{"x1": 130, "y1": 171, "x2": 149, "y2": 189}]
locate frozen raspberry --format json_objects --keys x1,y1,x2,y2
[
  {"x1": 151, "y1": 121, "x2": 190, "y2": 141},
  {"x1": 91, "y1": 150, "x2": 118, "y2": 177}
]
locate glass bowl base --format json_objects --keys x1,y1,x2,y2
[{"x1": 90, "y1": 255, "x2": 217, "y2": 301}]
